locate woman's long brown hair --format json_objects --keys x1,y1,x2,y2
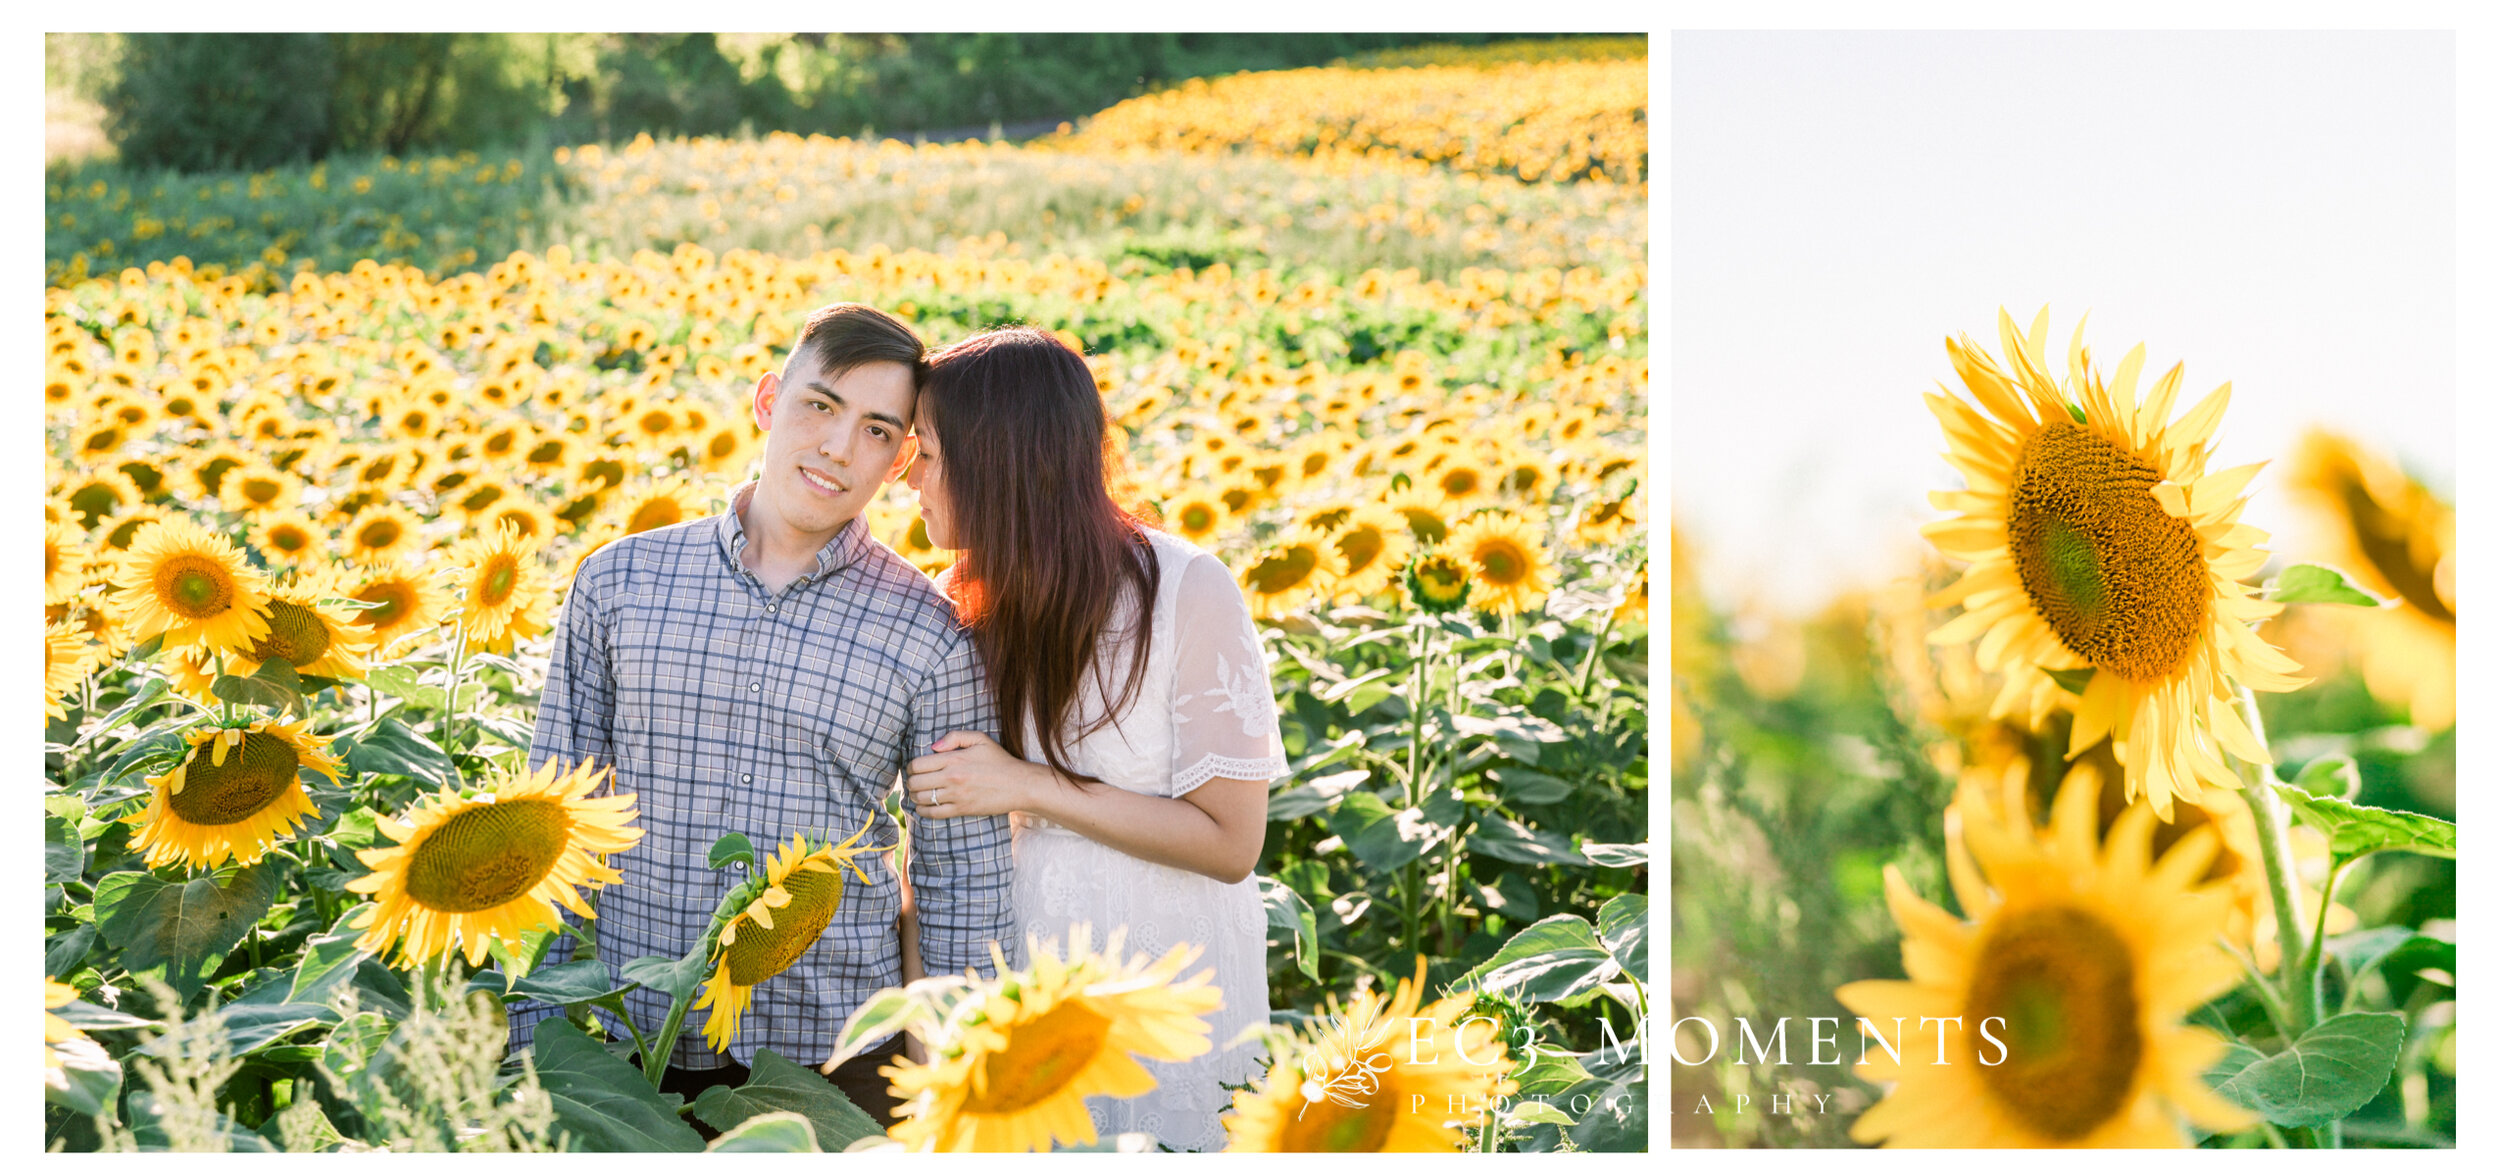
[{"x1": 920, "y1": 327, "x2": 1159, "y2": 782}]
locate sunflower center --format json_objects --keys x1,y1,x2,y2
[
  {"x1": 156, "y1": 555, "x2": 237, "y2": 619},
  {"x1": 356, "y1": 582, "x2": 412, "y2": 628},
  {"x1": 1337, "y1": 526, "x2": 1385, "y2": 574},
  {"x1": 1412, "y1": 556, "x2": 1470, "y2": 605},
  {"x1": 963, "y1": 999, "x2": 1112, "y2": 1114},
  {"x1": 358, "y1": 519, "x2": 403, "y2": 550},
  {"x1": 628, "y1": 498, "x2": 683, "y2": 533},
  {"x1": 1280, "y1": 1078, "x2": 1397, "y2": 1151},
  {"x1": 2006, "y1": 422, "x2": 2208, "y2": 681},
  {"x1": 1179, "y1": 504, "x2": 1217, "y2": 533},
  {"x1": 270, "y1": 525, "x2": 311, "y2": 553},
  {"x1": 247, "y1": 600, "x2": 333, "y2": 668},
  {"x1": 1247, "y1": 546, "x2": 1320, "y2": 594},
  {"x1": 1438, "y1": 469, "x2": 1480, "y2": 498},
  {"x1": 479, "y1": 559, "x2": 518, "y2": 607},
  {"x1": 1399, "y1": 509, "x2": 1448, "y2": 545},
  {"x1": 1966, "y1": 904, "x2": 2144, "y2": 1141},
  {"x1": 404, "y1": 798, "x2": 572, "y2": 913},
  {"x1": 1474, "y1": 540, "x2": 1528, "y2": 586},
  {"x1": 168, "y1": 732, "x2": 300, "y2": 825},
  {"x1": 724, "y1": 867, "x2": 846, "y2": 986}
]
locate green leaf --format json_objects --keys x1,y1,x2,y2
[
  {"x1": 212, "y1": 658, "x2": 306, "y2": 714},
  {"x1": 45, "y1": 925, "x2": 98, "y2": 979},
  {"x1": 704, "y1": 1111, "x2": 821, "y2": 1152},
  {"x1": 1267, "y1": 768, "x2": 1368, "y2": 820},
  {"x1": 827, "y1": 989, "x2": 921, "y2": 1072},
  {"x1": 708, "y1": 831, "x2": 757, "y2": 872},
  {"x1": 1596, "y1": 893, "x2": 1647, "y2": 985},
  {"x1": 1329, "y1": 791, "x2": 1443, "y2": 872},
  {"x1": 689, "y1": 1050, "x2": 880, "y2": 1152},
  {"x1": 321, "y1": 1011, "x2": 393, "y2": 1078},
  {"x1": 1313, "y1": 666, "x2": 1396, "y2": 704},
  {"x1": 341, "y1": 717, "x2": 458, "y2": 789},
  {"x1": 1564, "y1": 1067, "x2": 1647, "y2": 1152},
  {"x1": 1466, "y1": 813, "x2": 1586, "y2": 866},
  {"x1": 1503, "y1": 1099, "x2": 1577, "y2": 1127},
  {"x1": 289, "y1": 904, "x2": 375, "y2": 1005},
  {"x1": 125, "y1": 633, "x2": 165, "y2": 661},
  {"x1": 70, "y1": 677, "x2": 169, "y2": 749},
  {"x1": 93, "y1": 864, "x2": 281, "y2": 999},
  {"x1": 2274, "y1": 785, "x2": 2456, "y2": 864},
  {"x1": 1459, "y1": 914, "x2": 1620, "y2": 1005},
  {"x1": 2268, "y1": 563, "x2": 2388, "y2": 607},
  {"x1": 1508, "y1": 1047, "x2": 1593, "y2": 1099},
  {"x1": 2290, "y1": 754, "x2": 2362, "y2": 801},
  {"x1": 1580, "y1": 840, "x2": 1649, "y2": 869},
  {"x1": 44, "y1": 1037, "x2": 122, "y2": 1117},
  {"x1": 1259, "y1": 873, "x2": 1322, "y2": 983},
  {"x1": 126, "y1": 1083, "x2": 278, "y2": 1151},
  {"x1": 2214, "y1": 1011, "x2": 2406, "y2": 1128},
  {"x1": 53, "y1": 998, "x2": 158, "y2": 1032},
  {"x1": 498, "y1": 958, "x2": 636, "y2": 1007},
  {"x1": 621, "y1": 950, "x2": 710, "y2": 1002},
  {"x1": 137, "y1": 1002, "x2": 340, "y2": 1059},
  {"x1": 45, "y1": 813, "x2": 85, "y2": 885},
  {"x1": 530, "y1": 1018, "x2": 704, "y2": 1152},
  {"x1": 1488, "y1": 766, "x2": 1574, "y2": 805},
  {"x1": 2045, "y1": 666, "x2": 2096, "y2": 695}
]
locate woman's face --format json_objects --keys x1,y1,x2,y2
[{"x1": 904, "y1": 428, "x2": 959, "y2": 550}]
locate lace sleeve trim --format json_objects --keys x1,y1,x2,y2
[{"x1": 1170, "y1": 752, "x2": 1289, "y2": 797}]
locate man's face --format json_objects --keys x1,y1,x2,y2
[{"x1": 749, "y1": 353, "x2": 918, "y2": 541}]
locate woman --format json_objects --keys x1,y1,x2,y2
[{"x1": 895, "y1": 327, "x2": 1283, "y2": 1152}]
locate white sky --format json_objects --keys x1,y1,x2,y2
[{"x1": 1671, "y1": 30, "x2": 2455, "y2": 613}]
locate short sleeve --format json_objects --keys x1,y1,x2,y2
[{"x1": 1167, "y1": 552, "x2": 1287, "y2": 797}]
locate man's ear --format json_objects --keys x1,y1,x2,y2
[
  {"x1": 886, "y1": 433, "x2": 921, "y2": 484},
  {"x1": 751, "y1": 371, "x2": 779, "y2": 432}
]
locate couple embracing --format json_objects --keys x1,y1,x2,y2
[{"x1": 508, "y1": 303, "x2": 1283, "y2": 1152}]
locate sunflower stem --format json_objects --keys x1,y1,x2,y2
[
  {"x1": 2220, "y1": 936, "x2": 2297, "y2": 1043},
  {"x1": 2229, "y1": 686, "x2": 2316, "y2": 1034},
  {"x1": 641, "y1": 989, "x2": 695, "y2": 1089}
]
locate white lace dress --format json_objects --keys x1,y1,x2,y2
[{"x1": 1006, "y1": 529, "x2": 1286, "y2": 1152}]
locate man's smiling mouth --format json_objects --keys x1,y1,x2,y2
[{"x1": 799, "y1": 467, "x2": 848, "y2": 496}]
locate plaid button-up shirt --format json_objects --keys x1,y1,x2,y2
[{"x1": 509, "y1": 482, "x2": 1012, "y2": 1070}]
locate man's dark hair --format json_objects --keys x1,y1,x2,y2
[{"x1": 790, "y1": 302, "x2": 928, "y2": 385}]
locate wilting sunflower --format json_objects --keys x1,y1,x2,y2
[
  {"x1": 885, "y1": 925, "x2": 1222, "y2": 1153},
  {"x1": 347, "y1": 757, "x2": 644, "y2": 967},
  {"x1": 1835, "y1": 760, "x2": 2254, "y2": 1147},
  {"x1": 45, "y1": 622, "x2": 96, "y2": 720},
  {"x1": 1443, "y1": 515, "x2": 1550, "y2": 615},
  {"x1": 2284, "y1": 428, "x2": 2454, "y2": 730},
  {"x1": 127, "y1": 716, "x2": 344, "y2": 870},
  {"x1": 447, "y1": 524, "x2": 554, "y2": 654},
  {"x1": 1404, "y1": 551, "x2": 1473, "y2": 615},
  {"x1": 1163, "y1": 491, "x2": 1231, "y2": 544},
  {"x1": 613, "y1": 477, "x2": 708, "y2": 536},
  {"x1": 343, "y1": 504, "x2": 426, "y2": 565},
  {"x1": 109, "y1": 515, "x2": 272, "y2": 655},
  {"x1": 1326, "y1": 505, "x2": 1418, "y2": 601},
  {"x1": 1224, "y1": 960, "x2": 1514, "y2": 1152},
  {"x1": 227, "y1": 569, "x2": 373, "y2": 683},
  {"x1": 1240, "y1": 527, "x2": 1347, "y2": 619},
  {"x1": 45, "y1": 521, "x2": 86, "y2": 604},
  {"x1": 1921, "y1": 309, "x2": 2306, "y2": 820},
  {"x1": 249, "y1": 509, "x2": 327, "y2": 569},
  {"x1": 693, "y1": 824, "x2": 887, "y2": 1052}
]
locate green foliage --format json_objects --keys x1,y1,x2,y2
[
  {"x1": 2269, "y1": 562, "x2": 2390, "y2": 607},
  {"x1": 2212, "y1": 1013, "x2": 2408, "y2": 1129},
  {"x1": 105, "y1": 35, "x2": 336, "y2": 173},
  {"x1": 529, "y1": 1019, "x2": 702, "y2": 1152},
  {"x1": 686, "y1": 1051, "x2": 881, "y2": 1151}
]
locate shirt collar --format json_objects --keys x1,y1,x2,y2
[{"x1": 717, "y1": 480, "x2": 871, "y2": 585}]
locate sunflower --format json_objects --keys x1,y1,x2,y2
[
  {"x1": 613, "y1": 477, "x2": 708, "y2": 536},
  {"x1": 109, "y1": 515, "x2": 272, "y2": 655},
  {"x1": 218, "y1": 459, "x2": 297, "y2": 516},
  {"x1": 1575, "y1": 490, "x2": 1643, "y2": 547},
  {"x1": 249, "y1": 509, "x2": 327, "y2": 569},
  {"x1": 448, "y1": 524, "x2": 554, "y2": 654},
  {"x1": 1443, "y1": 515, "x2": 1550, "y2": 615},
  {"x1": 1162, "y1": 491, "x2": 1231, "y2": 545},
  {"x1": 1404, "y1": 551, "x2": 1473, "y2": 615},
  {"x1": 693, "y1": 824, "x2": 887, "y2": 1052},
  {"x1": 346, "y1": 757, "x2": 643, "y2": 967},
  {"x1": 127, "y1": 716, "x2": 344, "y2": 871},
  {"x1": 1325, "y1": 505, "x2": 1418, "y2": 601},
  {"x1": 1241, "y1": 527, "x2": 1347, "y2": 620},
  {"x1": 885, "y1": 925, "x2": 1222, "y2": 1153},
  {"x1": 97, "y1": 505, "x2": 172, "y2": 556},
  {"x1": 1836, "y1": 760, "x2": 2256, "y2": 1146},
  {"x1": 343, "y1": 504, "x2": 426, "y2": 565},
  {"x1": 45, "y1": 622, "x2": 96, "y2": 720},
  {"x1": 56, "y1": 469, "x2": 144, "y2": 530},
  {"x1": 2283, "y1": 428, "x2": 2454, "y2": 730},
  {"x1": 227, "y1": 568, "x2": 373, "y2": 683},
  {"x1": 484, "y1": 499, "x2": 559, "y2": 546},
  {"x1": 448, "y1": 479, "x2": 516, "y2": 520},
  {"x1": 161, "y1": 645, "x2": 223, "y2": 706},
  {"x1": 45, "y1": 521, "x2": 87, "y2": 605},
  {"x1": 1382, "y1": 487, "x2": 1454, "y2": 546},
  {"x1": 1921, "y1": 309, "x2": 2305, "y2": 820},
  {"x1": 1224, "y1": 960, "x2": 1514, "y2": 1152}
]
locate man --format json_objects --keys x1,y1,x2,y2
[{"x1": 511, "y1": 302, "x2": 1010, "y2": 1127}]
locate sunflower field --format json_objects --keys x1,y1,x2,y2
[
  {"x1": 1670, "y1": 311, "x2": 2455, "y2": 1148},
  {"x1": 41, "y1": 41, "x2": 1649, "y2": 1154}
]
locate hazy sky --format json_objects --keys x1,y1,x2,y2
[{"x1": 1672, "y1": 31, "x2": 2455, "y2": 613}]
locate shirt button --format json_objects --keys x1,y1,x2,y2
[
  {"x1": 750, "y1": 682, "x2": 761, "y2": 692},
  {"x1": 767, "y1": 603, "x2": 778, "y2": 613},
  {"x1": 732, "y1": 861, "x2": 746, "y2": 873},
  {"x1": 741, "y1": 774, "x2": 753, "y2": 783}
]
